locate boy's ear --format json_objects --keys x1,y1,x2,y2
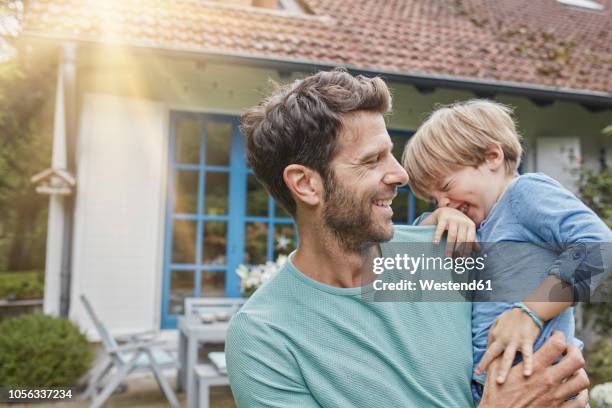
[
  {"x1": 484, "y1": 144, "x2": 505, "y2": 171},
  {"x1": 283, "y1": 164, "x2": 324, "y2": 208}
]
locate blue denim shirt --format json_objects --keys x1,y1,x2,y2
[{"x1": 471, "y1": 173, "x2": 612, "y2": 385}]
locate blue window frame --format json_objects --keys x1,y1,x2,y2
[
  {"x1": 161, "y1": 112, "x2": 297, "y2": 329},
  {"x1": 161, "y1": 113, "x2": 427, "y2": 329},
  {"x1": 389, "y1": 130, "x2": 433, "y2": 224}
]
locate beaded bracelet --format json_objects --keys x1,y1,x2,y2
[{"x1": 511, "y1": 302, "x2": 544, "y2": 331}]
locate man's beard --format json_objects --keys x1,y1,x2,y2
[{"x1": 322, "y1": 172, "x2": 395, "y2": 253}]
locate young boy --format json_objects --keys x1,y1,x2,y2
[{"x1": 403, "y1": 100, "x2": 611, "y2": 405}]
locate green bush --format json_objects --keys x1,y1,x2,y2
[
  {"x1": 0, "y1": 270, "x2": 44, "y2": 300},
  {"x1": 587, "y1": 338, "x2": 612, "y2": 386},
  {"x1": 0, "y1": 314, "x2": 94, "y2": 387}
]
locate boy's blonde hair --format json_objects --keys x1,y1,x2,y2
[{"x1": 402, "y1": 99, "x2": 523, "y2": 201}]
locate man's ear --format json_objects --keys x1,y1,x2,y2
[
  {"x1": 283, "y1": 164, "x2": 324, "y2": 208},
  {"x1": 484, "y1": 144, "x2": 505, "y2": 171}
]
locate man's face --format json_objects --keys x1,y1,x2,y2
[{"x1": 322, "y1": 111, "x2": 409, "y2": 251}]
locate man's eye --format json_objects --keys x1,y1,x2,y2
[{"x1": 365, "y1": 156, "x2": 380, "y2": 164}]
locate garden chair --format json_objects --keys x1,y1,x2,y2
[
  {"x1": 184, "y1": 297, "x2": 245, "y2": 319},
  {"x1": 80, "y1": 294, "x2": 180, "y2": 408}
]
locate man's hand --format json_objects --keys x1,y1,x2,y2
[
  {"x1": 418, "y1": 207, "x2": 477, "y2": 257},
  {"x1": 478, "y1": 331, "x2": 589, "y2": 408}
]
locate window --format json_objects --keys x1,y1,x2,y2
[{"x1": 162, "y1": 113, "x2": 430, "y2": 329}]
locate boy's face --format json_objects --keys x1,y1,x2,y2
[{"x1": 431, "y1": 162, "x2": 506, "y2": 227}]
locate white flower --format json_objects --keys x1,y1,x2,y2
[
  {"x1": 592, "y1": 383, "x2": 612, "y2": 408},
  {"x1": 235, "y1": 254, "x2": 287, "y2": 295}
]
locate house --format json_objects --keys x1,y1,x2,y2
[{"x1": 20, "y1": 0, "x2": 612, "y2": 336}]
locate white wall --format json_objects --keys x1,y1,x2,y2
[
  {"x1": 536, "y1": 137, "x2": 582, "y2": 192},
  {"x1": 69, "y1": 94, "x2": 168, "y2": 340}
]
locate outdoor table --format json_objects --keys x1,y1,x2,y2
[{"x1": 177, "y1": 315, "x2": 230, "y2": 408}]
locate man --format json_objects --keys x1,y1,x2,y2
[{"x1": 225, "y1": 69, "x2": 589, "y2": 407}]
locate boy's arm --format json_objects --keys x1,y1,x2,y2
[
  {"x1": 511, "y1": 174, "x2": 612, "y2": 302},
  {"x1": 523, "y1": 275, "x2": 573, "y2": 320},
  {"x1": 478, "y1": 175, "x2": 611, "y2": 382}
]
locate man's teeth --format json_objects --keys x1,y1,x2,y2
[
  {"x1": 374, "y1": 200, "x2": 392, "y2": 207},
  {"x1": 460, "y1": 204, "x2": 468, "y2": 214}
]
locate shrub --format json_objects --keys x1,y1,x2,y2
[
  {"x1": 588, "y1": 338, "x2": 612, "y2": 386},
  {"x1": 0, "y1": 270, "x2": 44, "y2": 300},
  {"x1": 0, "y1": 314, "x2": 94, "y2": 387}
]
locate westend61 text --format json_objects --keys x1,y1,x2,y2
[{"x1": 373, "y1": 279, "x2": 493, "y2": 292}]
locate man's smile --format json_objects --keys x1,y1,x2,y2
[{"x1": 372, "y1": 196, "x2": 395, "y2": 217}]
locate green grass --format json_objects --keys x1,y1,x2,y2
[{"x1": 0, "y1": 270, "x2": 44, "y2": 300}]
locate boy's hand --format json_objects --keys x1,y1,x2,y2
[
  {"x1": 419, "y1": 207, "x2": 478, "y2": 257},
  {"x1": 475, "y1": 308, "x2": 542, "y2": 384}
]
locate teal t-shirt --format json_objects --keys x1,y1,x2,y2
[{"x1": 225, "y1": 226, "x2": 474, "y2": 407}]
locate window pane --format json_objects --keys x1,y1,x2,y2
[
  {"x1": 176, "y1": 120, "x2": 200, "y2": 164},
  {"x1": 275, "y1": 201, "x2": 291, "y2": 218},
  {"x1": 201, "y1": 271, "x2": 225, "y2": 297},
  {"x1": 247, "y1": 174, "x2": 268, "y2": 216},
  {"x1": 245, "y1": 222, "x2": 268, "y2": 264},
  {"x1": 391, "y1": 134, "x2": 410, "y2": 163},
  {"x1": 172, "y1": 220, "x2": 197, "y2": 264},
  {"x1": 202, "y1": 221, "x2": 227, "y2": 265},
  {"x1": 174, "y1": 170, "x2": 199, "y2": 214},
  {"x1": 273, "y1": 224, "x2": 296, "y2": 259},
  {"x1": 392, "y1": 191, "x2": 409, "y2": 224},
  {"x1": 204, "y1": 172, "x2": 229, "y2": 215},
  {"x1": 205, "y1": 122, "x2": 231, "y2": 166},
  {"x1": 170, "y1": 270, "x2": 195, "y2": 314},
  {"x1": 414, "y1": 196, "x2": 433, "y2": 220}
]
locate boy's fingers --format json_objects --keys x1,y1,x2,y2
[
  {"x1": 461, "y1": 225, "x2": 472, "y2": 257},
  {"x1": 473, "y1": 240, "x2": 481, "y2": 252},
  {"x1": 445, "y1": 223, "x2": 458, "y2": 257},
  {"x1": 433, "y1": 219, "x2": 447, "y2": 245},
  {"x1": 476, "y1": 342, "x2": 504, "y2": 374},
  {"x1": 522, "y1": 342, "x2": 534, "y2": 376},
  {"x1": 465, "y1": 228, "x2": 476, "y2": 256},
  {"x1": 455, "y1": 225, "x2": 467, "y2": 257},
  {"x1": 496, "y1": 345, "x2": 517, "y2": 384}
]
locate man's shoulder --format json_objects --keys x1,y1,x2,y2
[
  {"x1": 391, "y1": 224, "x2": 436, "y2": 243},
  {"x1": 228, "y1": 265, "x2": 295, "y2": 335}
]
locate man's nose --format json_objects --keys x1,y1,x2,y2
[{"x1": 384, "y1": 156, "x2": 409, "y2": 187}]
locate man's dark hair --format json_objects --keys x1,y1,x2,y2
[{"x1": 241, "y1": 69, "x2": 392, "y2": 216}]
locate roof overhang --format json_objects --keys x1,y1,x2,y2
[{"x1": 19, "y1": 31, "x2": 612, "y2": 111}]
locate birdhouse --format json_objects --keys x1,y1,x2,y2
[{"x1": 30, "y1": 168, "x2": 76, "y2": 195}]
